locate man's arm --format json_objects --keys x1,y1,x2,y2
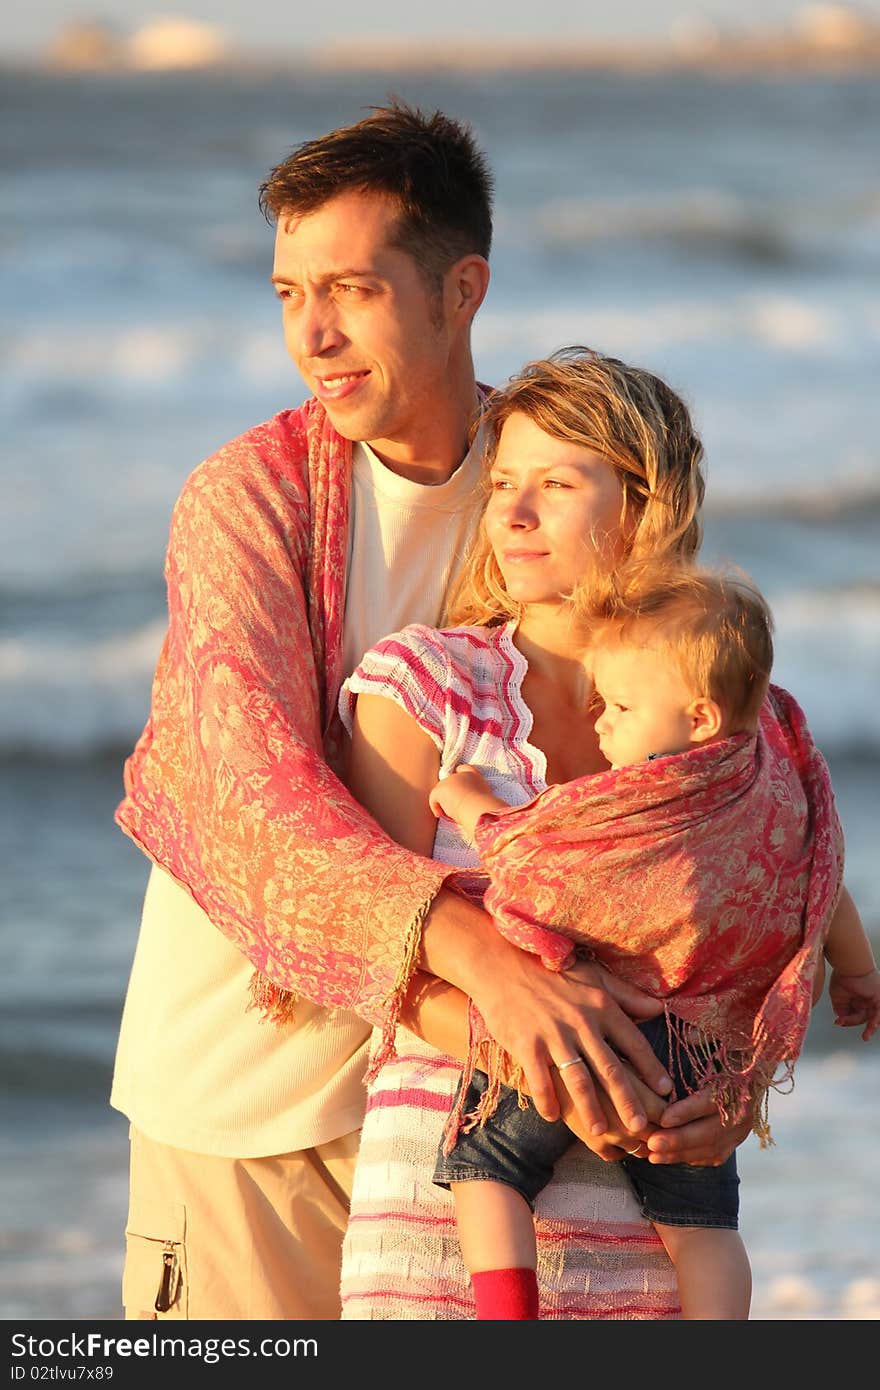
[
  {"x1": 116, "y1": 430, "x2": 451, "y2": 1032},
  {"x1": 423, "y1": 909, "x2": 750, "y2": 1165}
]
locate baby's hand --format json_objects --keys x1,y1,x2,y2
[
  {"x1": 428, "y1": 765, "x2": 503, "y2": 841},
  {"x1": 829, "y1": 967, "x2": 880, "y2": 1042}
]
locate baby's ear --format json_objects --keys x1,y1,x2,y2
[{"x1": 687, "y1": 697, "x2": 724, "y2": 744}]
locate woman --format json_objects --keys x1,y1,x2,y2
[{"x1": 338, "y1": 346, "x2": 730, "y2": 1319}]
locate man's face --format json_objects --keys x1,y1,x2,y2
[{"x1": 272, "y1": 190, "x2": 456, "y2": 463}]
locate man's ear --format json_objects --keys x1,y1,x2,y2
[
  {"x1": 688, "y1": 697, "x2": 724, "y2": 744},
  {"x1": 446, "y1": 255, "x2": 490, "y2": 324}
]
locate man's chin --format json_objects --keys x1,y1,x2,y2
[{"x1": 321, "y1": 402, "x2": 382, "y2": 444}]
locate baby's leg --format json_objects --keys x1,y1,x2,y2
[
  {"x1": 436, "y1": 1072, "x2": 573, "y2": 1320},
  {"x1": 654, "y1": 1222, "x2": 751, "y2": 1319},
  {"x1": 452, "y1": 1180, "x2": 538, "y2": 1319}
]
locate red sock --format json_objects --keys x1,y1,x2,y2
[{"x1": 470, "y1": 1267, "x2": 539, "y2": 1320}]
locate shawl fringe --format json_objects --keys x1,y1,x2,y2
[
  {"x1": 247, "y1": 971, "x2": 299, "y2": 1025},
  {"x1": 441, "y1": 999, "x2": 797, "y2": 1154},
  {"x1": 246, "y1": 890, "x2": 436, "y2": 1048},
  {"x1": 365, "y1": 893, "x2": 435, "y2": 1084},
  {"x1": 656, "y1": 1006, "x2": 781, "y2": 1146},
  {"x1": 441, "y1": 1001, "x2": 528, "y2": 1156}
]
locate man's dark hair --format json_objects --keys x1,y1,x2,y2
[{"x1": 259, "y1": 99, "x2": 493, "y2": 291}]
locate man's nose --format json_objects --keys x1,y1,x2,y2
[
  {"x1": 298, "y1": 299, "x2": 345, "y2": 359},
  {"x1": 594, "y1": 706, "x2": 609, "y2": 734}
]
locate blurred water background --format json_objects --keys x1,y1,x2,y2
[{"x1": 1, "y1": 63, "x2": 878, "y2": 1321}]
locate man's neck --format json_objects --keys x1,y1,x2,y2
[{"x1": 366, "y1": 363, "x2": 481, "y2": 486}]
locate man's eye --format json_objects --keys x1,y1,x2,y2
[{"x1": 490, "y1": 477, "x2": 512, "y2": 490}]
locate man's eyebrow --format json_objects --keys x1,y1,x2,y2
[{"x1": 270, "y1": 267, "x2": 383, "y2": 287}]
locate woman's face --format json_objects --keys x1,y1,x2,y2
[{"x1": 485, "y1": 412, "x2": 630, "y2": 607}]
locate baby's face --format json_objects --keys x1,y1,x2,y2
[{"x1": 591, "y1": 641, "x2": 697, "y2": 769}]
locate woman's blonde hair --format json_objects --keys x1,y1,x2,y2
[{"x1": 446, "y1": 346, "x2": 706, "y2": 627}]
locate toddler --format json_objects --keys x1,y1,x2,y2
[{"x1": 430, "y1": 561, "x2": 880, "y2": 1320}]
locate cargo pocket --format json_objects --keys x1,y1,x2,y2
[{"x1": 123, "y1": 1197, "x2": 188, "y2": 1319}]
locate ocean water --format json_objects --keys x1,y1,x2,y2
[{"x1": 1, "y1": 64, "x2": 878, "y2": 1321}]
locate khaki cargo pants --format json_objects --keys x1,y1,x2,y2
[{"x1": 123, "y1": 1125, "x2": 359, "y2": 1320}]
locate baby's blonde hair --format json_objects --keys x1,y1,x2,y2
[
  {"x1": 584, "y1": 559, "x2": 774, "y2": 733},
  {"x1": 446, "y1": 346, "x2": 705, "y2": 627}
]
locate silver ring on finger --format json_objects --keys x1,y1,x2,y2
[{"x1": 555, "y1": 1056, "x2": 585, "y2": 1072}]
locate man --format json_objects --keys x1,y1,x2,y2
[{"x1": 111, "y1": 101, "x2": 745, "y2": 1321}]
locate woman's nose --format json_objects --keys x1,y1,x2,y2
[{"x1": 499, "y1": 489, "x2": 538, "y2": 529}]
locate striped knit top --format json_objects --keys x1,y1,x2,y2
[{"x1": 340, "y1": 619, "x2": 548, "y2": 868}]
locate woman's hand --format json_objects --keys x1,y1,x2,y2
[
  {"x1": 557, "y1": 1061, "x2": 753, "y2": 1167},
  {"x1": 646, "y1": 1089, "x2": 753, "y2": 1166}
]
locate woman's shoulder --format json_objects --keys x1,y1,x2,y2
[
  {"x1": 343, "y1": 623, "x2": 513, "y2": 729},
  {"x1": 342, "y1": 625, "x2": 457, "y2": 721},
  {"x1": 360, "y1": 621, "x2": 508, "y2": 671},
  {"x1": 340, "y1": 625, "x2": 498, "y2": 745},
  {"x1": 439, "y1": 622, "x2": 514, "y2": 684}
]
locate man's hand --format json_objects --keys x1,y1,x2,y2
[
  {"x1": 420, "y1": 890, "x2": 673, "y2": 1139},
  {"x1": 559, "y1": 1034, "x2": 753, "y2": 1167},
  {"x1": 554, "y1": 1061, "x2": 665, "y2": 1162},
  {"x1": 486, "y1": 955, "x2": 675, "y2": 1137}
]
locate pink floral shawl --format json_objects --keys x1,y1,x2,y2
[
  {"x1": 462, "y1": 685, "x2": 844, "y2": 1142},
  {"x1": 115, "y1": 399, "x2": 451, "y2": 1054}
]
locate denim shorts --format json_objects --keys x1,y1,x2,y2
[{"x1": 432, "y1": 1015, "x2": 739, "y2": 1229}]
